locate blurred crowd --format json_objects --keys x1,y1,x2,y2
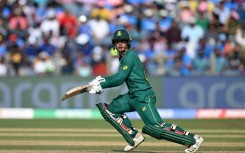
[{"x1": 0, "y1": 0, "x2": 245, "y2": 77}]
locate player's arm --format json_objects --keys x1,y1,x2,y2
[{"x1": 101, "y1": 55, "x2": 133, "y2": 89}]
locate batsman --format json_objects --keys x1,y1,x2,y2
[{"x1": 88, "y1": 29, "x2": 204, "y2": 152}]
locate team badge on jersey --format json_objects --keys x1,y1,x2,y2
[{"x1": 123, "y1": 66, "x2": 128, "y2": 70}]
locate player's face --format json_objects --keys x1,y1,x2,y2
[{"x1": 115, "y1": 40, "x2": 128, "y2": 53}]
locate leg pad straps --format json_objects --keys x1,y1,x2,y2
[
  {"x1": 96, "y1": 103, "x2": 135, "y2": 146},
  {"x1": 142, "y1": 125, "x2": 195, "y2": 146}
]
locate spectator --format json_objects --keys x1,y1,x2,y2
[
  {"x1": 27, "y1": 22, "x2": 43, "y2": 46},
  {"x1": 91, "y1": 46, "x2": 108, "y2": 76},
  {"x1": 7, "y1": 34, "x2": 25, "y2": 49},
  {"x1": 225, "y1": 11, "x2": 240, "y2": 36},
  {"x1": 235, "y1": 22, "x2": 245, "y2": 51},
  {"x1": 196, "y1": 11, "x2": 210, "y2": 31},
  {"x1": 174, "y1": 47, "x2": 192, "y2": 76},
  {"x1": 0, "y1": 0, "x2": 244, "y2": 77},
  {"x1": 0, "y1": 17, "x2": 8, "y2": 38},
  {"x1": 223, "y1": 38, "x2": 235, "y2": 57},
  {"x1": 20, "y1": 55, "x2": 35, "y2": 76},
  {"x1": 205, "y1": 23, "x2": 220, "y2": 43},
  {"x1": 158, "y1": 9, "x2": 172, "y2": 32},
  {"x1": 125, "y1": 22, "x2": 145, "y2": 47},
  {"x1": 74, "y1": 52, "x2": 92, "y2": 77},
  {"x1": 196, "y1": 37, "x2": 215, "y2": 59},
  {"x1": 40, "y1": 9, "x2": 60, "y2": 37},
  {"x1": 89, "y1": 15, "x2": 110, "y2": 45},
  {"x1": 240, "y1": 52, "x2": 245, "y2": 75},
  {"x1": 9, "y1": 44, "x2": 23, "y2": 76},
  {"x1": 165, "y1": 21, "x2": 181, "y2": 46},
  {"x1": 197, "y1": 0, "x2": 215, "y2": 13},
  {"x1": 181, "y1": 18, "x2": 204, "y2": 59},
  {"x1": 0, "y1": 57, "x2": 7, "y2": 76},
  {"x1": 225, "y1": 0, "x2": 239, "y2": 10},
  {"x1": 141, "y1": 8, "x2": 157, "y2": 33},
  {"x1": 60, "y1": 40, "x2": 76, "y2": 61},
  {"x1": 9, "y1": 8, "x2": 28, "y2": 31},
  {"x1": 58, "y1": 9, "x2": 78, "y2": 38},
  {"x1": 120, "y1": 4, "x2": 138, "y2": 26},
  {"x1": 11, "y1": 21, "x2": 29, "y2": 40},
  {"x1": 164, "y1": 45, "x2": 177, "y2": 75},
  {"x1": 226, "y1": 45, "x2": 243, "y2": 75},
  {"x1": 78, "y1": 15, "x2": 92, "y2": 37},
  {"x1": 216, "y1": 32, "x2": 228, "y2": 56},
  {"x1": 237, "y1": 2, "x2": 245, "y2": 23},
  {"x1": 211, "y1": 48, "x2": 228, "y2": 76},
  {"x1": 192, "y1": 49, "x2": 210, "y2": 76},
  {"x1": 181, "y1": 18, "x2": 204, "y2": 44},
  {"x1": 33, "y1": 52, "x2": 55, "y2": 76},
  {"x1": 60, "y1": 54, "x2": 74, "y2": 75},
  {"x1": 38, "y1": 36, "x2": 57, "y2": 56},
  {"x1": 0, "y1": 35, "x2": 7, "y2": 57},
  {"x1": 178, "y1": 1, "x2": 195, "y2": 25},
  {"x1": 75, "y1": 33, "x2": 93, "y2": 58},
  {"x1": 90, "y1": 3, "x2": 111, "y2": 21},
  {"x1": 92, "y1": 59, "x2": 108, "y2": 76},
  {"x1": 209, "y1": 12, "x2": 223, "y2": 32},
  {"x1": 214, "y1": 0, "x2": 230, "y2": 25},
  {"x1": 23, "y1": 37, "x2": 39, "y2": 62}
]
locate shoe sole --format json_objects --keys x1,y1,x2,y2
[{"x1": 124, "y1": 136, "x2": 145, "y2": 152}]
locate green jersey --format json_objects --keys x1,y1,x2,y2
[{"x1": 101, "y1": 50, "x2": 151, "y2": 94}]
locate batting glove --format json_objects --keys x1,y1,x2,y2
[{"x1": 89, "y1": 76, "x2": 105, "y2": 94}]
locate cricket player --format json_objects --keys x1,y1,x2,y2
[{"x1": 88, "y1": 29, "x2": 204, "y2": 152}]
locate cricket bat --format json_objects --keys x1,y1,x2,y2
[{"x1": 61, "y1": 84, "x2": 92, "y2": 101}]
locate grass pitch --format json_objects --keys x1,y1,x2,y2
[{"x1": 0, "y1": 119, "x2": 244, "y2": 153}]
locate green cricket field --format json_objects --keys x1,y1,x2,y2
[{"x1": 0, "y1": 119, "x2": 244, "y2": 153}]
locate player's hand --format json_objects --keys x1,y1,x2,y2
[
  {"x1": 89, "y1": 84, "x2": 103, "y2": 94},
  {"x1": 88, "y1": 76, "x2": 105, "y2": 94},
  {"x1": 89, "y1": 76, "x2": 105, "y2": 86}
]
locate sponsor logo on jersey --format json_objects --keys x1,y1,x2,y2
[{"x1": 123, "y1": 66, "x2": 128, "y2": 70}]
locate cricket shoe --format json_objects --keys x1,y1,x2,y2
[
  {"x1": 185, "y1": 135, "x2": 204, "y2": 153},
  {"x1": 124, "y1": 132, "x2": 144, "y2": 152}
]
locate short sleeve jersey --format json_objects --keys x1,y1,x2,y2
[{"x1": 100, "y1": 50, "x2": 151, "y2": 94}]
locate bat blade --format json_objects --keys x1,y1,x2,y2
[{"x1": 61, "y1": 84, "x2": 92, "y2": 101}]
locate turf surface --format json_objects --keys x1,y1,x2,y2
[{"x1": 0, "y1": 119, "x2": 244, "y2": 153}]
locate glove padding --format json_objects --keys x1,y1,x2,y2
[{"x1": 89, "y1": 76, "x2": 105, "y2": 94}]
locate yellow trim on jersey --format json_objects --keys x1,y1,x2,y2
[{"x1": 147, "y1": 95, "x2": 160, "y2": 126}]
